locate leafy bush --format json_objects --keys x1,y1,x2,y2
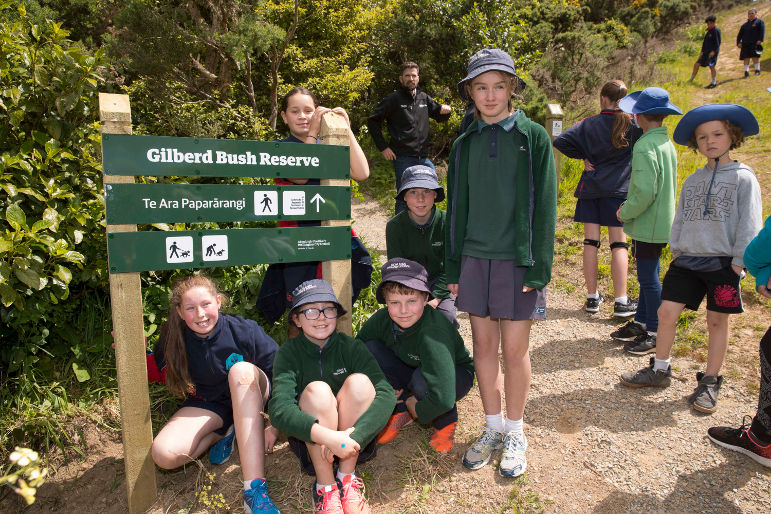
[{"x1": 0, "y1": 5, "x2": 108, "y2": 378}]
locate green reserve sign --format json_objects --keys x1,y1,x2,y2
[
  {"x1": 107, "y1": 226, "x2": 352, "y2": 273},
  {"x1": 102, "y1": 134, "x2": 350, "y2": 178},
  {"x1": 105, "y1": 184, "x2": 351, "y2": 224}
]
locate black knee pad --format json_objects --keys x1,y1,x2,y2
[
  {"x1": 583, "y1": 238, "x2": 600, "y2": 248},
  {"x1": 610, "y1": 241, "x2": 630, "y2": 251}
]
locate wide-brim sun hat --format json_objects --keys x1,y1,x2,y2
[
  {"x1": 395, "y1": 165, "x2": 445, "y2": 202},
  {"x1": 618, "y1": 87, "x2": 682, "y2": 115},
  {"x1": 289, "y1": 279, "x2": 347, "y2": 317},
  {"x1": 672, "y1": 104, "x2": 759, "y2": 145},
  {"x1": 457, "y1": 48, "x2": 526, "y2": 100},
  {"x1": 375, "y1": 258, "x2": 432, "y2": 304}
]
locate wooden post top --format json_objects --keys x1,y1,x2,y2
[{"x1": 546, "y1": 103, "x2": 563, "y2": 117}]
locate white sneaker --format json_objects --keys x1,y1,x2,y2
[
  {"x1": 462, "y1": 427, "x2": 504, "y2": 470},
  {"x1": 499, "y1": 431, "x2": 527, "y2": 478}
]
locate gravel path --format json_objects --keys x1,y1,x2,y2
[{"x1": 352, "y1": 193, "x2": 771, "y2": 513}]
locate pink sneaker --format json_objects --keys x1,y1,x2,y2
[{"x1": 339, "y1": 475, "x2": 371, "y2": 514}]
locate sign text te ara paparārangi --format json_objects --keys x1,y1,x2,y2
[{"x1": 101, "y1": 134, "x2": 350, "y2": 179}]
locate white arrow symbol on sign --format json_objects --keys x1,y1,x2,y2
[{"x1": 310, "y1": 193, "x2": 325, "y2": 212}]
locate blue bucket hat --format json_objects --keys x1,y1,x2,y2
[
  {"x1": 289, "y1": 279, "x2": 347, "y2": 317},
  {"x1": 457, "y1": 48, "x2": 526, "y2": 100},
  {"x1": 673, "y1": 104, "x2": 759, "y2": 145},
  {"x1": 395, "y1": 165, "x2": 445, "y2": 202},
  {"x1": 618, "y1": 87, "x2": 682, "y2": 115}
]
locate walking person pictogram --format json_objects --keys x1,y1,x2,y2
[
  {"x1": 261, "y1": 194, "x2": 273, "y2": 213},
  {"x1": 168, "y1": 241, "x2": 181, "y2": 259}
]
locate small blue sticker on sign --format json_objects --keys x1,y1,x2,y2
[{"x1": 226, "y1": 353, "x2": 244, "y2": 371}]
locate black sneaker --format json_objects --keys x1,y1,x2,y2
[
  {"x1": 612, "y1": 299, "x2": 637, "y2": 318},
  {"x1": 620, "y1": 356, "x2": 671, "y2": 388},
  {"x1": 624, "y1": 333, "x2": 657, "y2": 355},
  {"x1": 611, "y1": 321, "x2": 646, "y2": 341},
  {"x1": 745, "y1": 70, "x2": 750, "y2": 78},
  {"x1": 755, "y1": 70, "x2": 761, "y2": 76},
  {"x1": 584, "y1": 295, "x2": 603, "y2": 313},
  {"x1": 689, "y1": 371, "x2": 723, "y2": 413},
  {"x1": 705, "y1": 83, "x2": 717, "y2": 89},
  {"x1": 707, "y1": 416, "x2": 771, "y2": 468}
]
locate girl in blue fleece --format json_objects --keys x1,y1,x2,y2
[{"x1": 145, "y1": 275, "x2": 280, "y2": 513}]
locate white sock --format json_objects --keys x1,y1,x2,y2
[
  {"x1": 336, "y1": 470, "x2": 355, "y2": 483},
  {"x1": 504, "y1": 417, "x2": 524, "y2": 434},
  {"x1": 653, "y1": 358, "x2": 670, "y2": 371},
  {"x1": 587, "y1": 292, "x2": 599, "y2": 299},
  {"x1": 245, "y1": 478, "x2": 264, "y2": 490},
  {"x1": 615, "y1": 296, "x2": 628, "y2": 304},
  {"x1": 755, "y1": 63, "x2": 761, "y2": 71},
  {"x1": 711, "y1": 78, "x2": 716, "y2": 85},
  {"x1": 316, "y1": 482, "x2": 335, "y2": 493},
  {"x1": 744, "y1": 65, "x2": 750, "y2": 72},
  {"x1": 486, "y1": 412, "x2": 504, "y2": 433},
  {"x1": 647, "y1": 331, "x2": 657, "y2": 337}
]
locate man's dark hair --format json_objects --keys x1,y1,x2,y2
[
  {"x1": 705, "y1": 15, "x2": 716, "y2": 23},
  {"x1": 401, "y1": 62, "x2": 419, "y2": 74}
]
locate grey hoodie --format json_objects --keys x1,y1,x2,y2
[{"x1": 670, "y1": 161, "x2": 762, "y2": 268}]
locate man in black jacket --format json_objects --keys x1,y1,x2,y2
[{"x1": 368, "y1": 62, "x2": 451, "y2": 213}]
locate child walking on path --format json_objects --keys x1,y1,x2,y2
[
  {"x1": 268, "y1": 280, "x2": 395, "y2": 514},
  {"x1": 446, "y1": 49, "x2": 557, "y2": 478},
  {"x1": 611, "y1": 87, "x2": 682, "y2": 355},
  {"x1": 145, "y1": 275, "x2": 280, "y2": 513},
  {"x1": 689, "y1": 15, "x2": 722, "y2": 89},
  {"x1": 386, "y1": 165, "x2": 458, "y2": 327},
  {"x1": 708, "y1": 214, "x2": 771, "y2": 467},
  {"x1": 552, "y1": 79, "x2": 641, "y2": 316},
  {"x1": 621, "y1": 104, "x2": 763, "y2": 414},
  {"x1": 356, "y1": 258, "x2": 474, "y2": 453}
]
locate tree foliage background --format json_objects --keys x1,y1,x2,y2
[{"x1": 1, "y1": 0, "x2": 739, "y2": 452}]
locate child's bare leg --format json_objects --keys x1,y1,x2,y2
[
  {"x1": 152, "y1": 407, "x2": 223, "y2": 469},
  {"x1": 228, "y1": 361, "x2": 270, "y2": 481},
  {"x1": 298, "y1": 381, "x2": 338, "y2": 485},
  {"x1": 710, "y1": 66, "x2": 717, "y2": 81},
  {"x1": 336, "y1": 373, "x2": 375, "y2": 473},
  {"x1": 583, "y1": 223, "x2": 600, "y2": 295},
  {"x1": 500, "y1": 320, "x2": 532, "y2": 421},
  {"x1": 690, "y1": 61, "x2": 700, "y2": 79},
  {"x1": 655, "y1": 300, "x2": 686, "y2": 360},
  {"x1": 470, "y1": 315, "x2": 503, "y2": 415},
  {"x1": 608, "y1": 226, "x2": 628, "y2": 299},
  {"x1": 705, "y1": 310, "x2": 730, "y2": 376}
]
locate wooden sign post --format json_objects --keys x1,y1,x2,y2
[{"x1": 545, "y1": 103, "x2": 564, "y2": 181}]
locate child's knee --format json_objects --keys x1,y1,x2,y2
[
  {"x1": 151, "y1": 439, "x2": 186, "y2": 469},
  {"x1": 342, "y1": 373, "x2": 375, "y2": 400},
  {"x1": 227, "y1": 361, "x2": 262, "y2": 392},
  {"x1": 299, "y1": 381, "x2": 336, "y2": 411}
]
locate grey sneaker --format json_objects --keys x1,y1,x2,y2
[
  {"x1": 624, "y1": 334, "x2": 657, "y2": 355},
  {"x1": 689, "y1": 372, "x2": 723, "y2": 413},
  {"x1": 612, "y1": 299, "x2": 637, "y2": 318},
  {"x1": 611, "y1": 321, "x2": 647, "y2": 341},
  {"x1": 462, "y1": 427, "x2": 504, "y2": 470},
  {"x1": 499, "y1": 431, "x2": 528, "y2": 478},
  {"x1": 620, "y1": 357, "x2": 671, "y2": 388},
  {"x1": 584, "y1": 295, "x2": 603, "y2": 313}
]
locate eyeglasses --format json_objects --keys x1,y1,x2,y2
[{"x1": 298, "y1": 306, "x2": 339, "y2": 320}]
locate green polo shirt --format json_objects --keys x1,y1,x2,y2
[{"x1": 463, "y1": 113, "x2": 519, "y2": 259}]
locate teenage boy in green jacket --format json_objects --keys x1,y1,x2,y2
[
  {"x1": 611, "y1": 87, "x2": 682, "y2": 355},
  {"x1": 268, "y1": 279, "x2": 395, "y2": 513},
  {"x1": 357, "y1": 258, "x2": 474, "y2": 453},
  {"x1": 386, "y1": 165, "x2": 457, "y2": 327}
]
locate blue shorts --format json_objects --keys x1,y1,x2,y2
[
  {"x1": 183, "y1": 396, "x2": 233, "y2": 436},
  {"x1": 697, "y1": 54, "x2": 718, "y2": 67},
  {"x1": 574, "y1": 197, "x2": 625, "y2": 227}
]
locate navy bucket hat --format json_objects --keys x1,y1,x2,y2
[
  {"x1": 375, "y1": 258, "x2": 432, "y2": 304},
  {"x1": 395, "y1": 165, "x2": 445, "y2": 202},
  {"x1": 673, "y1": 104, "x2": 759, "y2": 145},
  {"x1": 457, "y1": 48, "x2": 526, "y2": 100},
  {"x1": 618, "y1": 87, "x2": 682, "y2": 115},
  {"x1": 289, "y1": 279, "x2": 347, "y2": 317}
]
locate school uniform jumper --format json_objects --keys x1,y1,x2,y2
[
  {"x1": 617, "y1": 126, "x2": 678, "y2": 332},
  {"x1": 268, "y1": 331, "x2": 396, "y2": 447},
  {"x1": 357, "y1": 306, "x2": 473, "y2": 428},
  {"x1": 737, "y1": 17, "x2": 765, "y2": 60},
  {"x1": 698, "y1": 26, "x2": 721, "y2": 66}
]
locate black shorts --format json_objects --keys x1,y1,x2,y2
[
  {"x1": 661, "y1": 264, "x2": 743, "y2": 313},
  {"x1": 183, "y1": 396, "x2": 233, "y2": 435},
  {"x1": 697, "y1": 54, "x2": 717, "y2": 67},
  {"x1": 632, "y1": 240, "x2": 666, "y2": 260},
  {"x1": 740, "y1": 44, "x2": 762, "y2": 60},
  {"x1": 287, "y1": 435, "x2": 378, "y2": 474},
  {"x1": 574, "y1": 197, "x2": 625, "y2": 227}
]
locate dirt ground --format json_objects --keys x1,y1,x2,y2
[{"x1": 3, "y1": 5, "x2": 771, "y2": 513}]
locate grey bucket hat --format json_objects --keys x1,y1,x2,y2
[
  {"x1": 289, "y1": 279, "x2": 347, "y2": 317},
  {"x1": 375, "y1": 258, "x2": 432, "y2": 304},
  {"x1": 395, "y1": 165, "x2": 445, "y2": 202},
  {"x1": 457, "y1": 48, "x2": 526, "y2": 100}
]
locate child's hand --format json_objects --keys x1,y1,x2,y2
[
  {"x1": 381, "y1": 147, "x2": 396, "y2": 160},
  {"x1": 583, "y1": 159, "x2": 595, "y2": 171},
  {"x1": 448, "y1": 283, "x2": 458, "y2": 296},
  {"x1": 330, "y1": 107, "x2": 351, "y2": 127},
  {"x1": 616, "y1": 207, "x2": 623, "y2": 222},
  {"x1": 308, "y1": 106, "x2": 332, "y2": 137},
  {"x1": 522, "y1": 286, "x2": 534, "y2": 293},
  {"x1": 731, "y1": 264, "x2": 745, "y2": 278},
  {"x1": 326, "y1": 427, "x2": 360, "y2": 460},
  {"x1": 393, "y1": 388, "x2": 404, "y2": 403},
  {"x1": 264, "y1": 425, "x2": 279, "y2": 453},
  {"x1": 428, "y1": 298, "x2": 440, "y2": 309},
  {"x1": 404, "y1": 396, "x2": 418, "y2": 419}
]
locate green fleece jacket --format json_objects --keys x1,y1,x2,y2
[
  {"x1": 268, "y1": 331, "x2": 395, "y2": 446},
  {"x1": 445, "y1": 111, "x2": 557, "y2": 289},
  {"x1": 617, "y1": 126, "x2": 678, "y2": 243},
  {"x1": 386, "y1": 207, "x2": 449, "y2": 299},
  {"x1": 355, "y1": 306, "x2": 473, "y2": 425}
]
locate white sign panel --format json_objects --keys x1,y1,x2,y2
[
  {"x1": 202, "y1": 235, "x2": 229, "y2": 261},
  {"x1": 254, "y1": 191, "x2": 277, "y2": 216},
  {"x1": 283, "y1": 190, "x2": 306, "y2": 216}
]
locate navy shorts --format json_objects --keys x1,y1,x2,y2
[
  {"x1": 574, "y1": 197, "x2": 625, "y2": 227},
  {"x1": 661, "y1": 264, "x2": 743, "y2": 313},
  {"x1": 697, "y1": 54, "x2": 717, "y2": 67},
  {"x1": 183, "y1": 396, "x2": 233, "y2": 436},
  {"x1": 456, "y1": 256, "x2": 546, "y2": 320},
  {"x1": 287, "y1": 435, "x2": 378, "y2": 475}
]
